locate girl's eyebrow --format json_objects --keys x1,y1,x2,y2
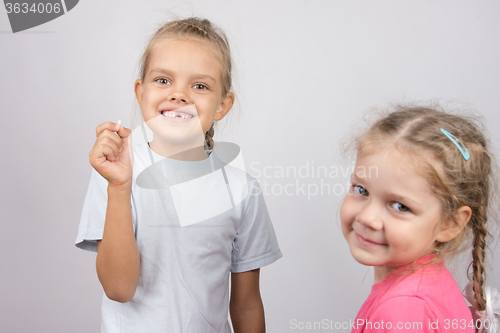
[
  {"x1": 351, "y1": 174, "x2": 366, "y2": 182},
  {"x1": 148, "y1": 68, "x2": 173, "y2": 76},
  {"x1": 191, "y1": 74, "x2": 216, "y2": 83}
]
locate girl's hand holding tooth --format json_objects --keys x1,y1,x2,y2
[{"x1": 89, "y1": 121, "x2": 133, "y2": 190}]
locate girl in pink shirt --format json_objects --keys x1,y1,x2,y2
[{"x1": 341, "y1": 105, "x2": 499, "y2": 332}]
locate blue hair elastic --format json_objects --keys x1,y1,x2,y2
[{"x1": 440, "y1": 128, "x2": 470, "y2": 160}]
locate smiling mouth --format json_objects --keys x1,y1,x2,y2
[
  {"x1": 161, "y1": 110, "x2": 195, "y2": 119},
  {"x1": 355, "y1": 233, "x2": 387, "y2": 246}
]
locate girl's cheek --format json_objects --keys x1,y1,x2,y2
[
  {"x1": 340, "y1": 198, "x2": 355, "y2": 229},
  {"x1": 384, "y1": 227, "x2": 409, "y2": 251}
]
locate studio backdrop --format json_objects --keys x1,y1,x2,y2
[{"x1": 1, "y1": 0, "x2": 499, "y2": 332}]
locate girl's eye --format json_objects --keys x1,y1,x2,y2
[
  {"x1": 391, "y1": 202, "x2": 410, "y2": 212},
  {"x1": 193, "y1": 83, "x2": 208, "y2": 90},
  {"x1": 353, "y1": 185, "x2": 368, "y2": 196},
  {"x1": 155, "y1": 78, "x2": 171, "y2": 84}
]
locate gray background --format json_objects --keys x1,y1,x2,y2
[{"x1": 1, "y1": 0, "x2": 499, "y2": 332}]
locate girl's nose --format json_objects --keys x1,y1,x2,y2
[
  {"x1": 169, "y1": 87, "x2": 189, "y2": 103},
  {"x1": 356, "y1": 200, "x2": 384, "y2": 231}
]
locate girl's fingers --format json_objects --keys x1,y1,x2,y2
[
  {"x1": 101, "y1": 144, "x2": 117, "y2": 162},
  {"x1": 115, "y1": 125, "x2": 132, "y2": 140},
  {"x1": 94, "y1": 122, "x2": 131, "y2": 153},
  {"x1": 90, "y1": 142, "x2": 119, "y2": 163},
  {"x1": 91, "y1": 122, "x2": 133, "y2": 170},
  {"x1": 95, "y1": 121, "x2": 130, "y2": 139},
  {"x1": 94, "y1": 129, "x2": 123, "y2": 149},
  {"x1": 95, "y1": 122, "x2": 119, "y2": 138}
]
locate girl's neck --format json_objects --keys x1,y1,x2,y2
[
  {"x1": 149, "y1": 135, "x2": 209, "y2": 161},
  {"x1": 373, "y1": 253, "x2": 439, "y2": 284},
  {"x1": 374, "y1": 266, "x2": 396, "y2": 284}
]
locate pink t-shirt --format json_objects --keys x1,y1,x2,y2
[{"x1": 352, "y1": 256, "x2": 473, "y2": 333}]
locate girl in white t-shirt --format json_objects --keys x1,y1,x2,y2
[{"x1": 76, "y1": 17, "x2": 282, "y2": 333}]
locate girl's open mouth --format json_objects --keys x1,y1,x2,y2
[
  {"x1": 161, "y1": 110, "x2": 195, "y2": 120},
  {"x1": 160, "y1": 110, "x2": 197, "y2": 123}
]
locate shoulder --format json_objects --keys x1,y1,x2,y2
[
  {"x1": 387, "y1": 262, "x2": 455, "y2": 297},
  {"x1": 370, "y1": 264, "x2": 472, "y2": 326},
  {"x1": 402, "y1": 263, "x2": 464, "y2": 304},
  {"x1": 373, "y1": 295, "x2": 437, "y2": 320},
  {"x1": 214, "y1": 154, "x2": 266, "y2": 216},
  {"x1": 368, "y1": 268, "x2": 440, "y2": 319}
]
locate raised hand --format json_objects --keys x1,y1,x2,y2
[{"x1": 89, "y1": 121, "x2": 133, "y2": 190}]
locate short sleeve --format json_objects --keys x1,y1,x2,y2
[
  {"x1": 74, "y1": 168, "x2": 136, "y2": 252},
  {"x1": 230, "y1": 177, "x2": 282, "y2": 273},
  {"x1": 74, "y1": 168, "x2": 109, "y2": 252},
  {"x1": 365, "y1": 296, "x2": 438, "y2": 333}
]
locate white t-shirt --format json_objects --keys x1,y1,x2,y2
[{"x1": 75, "y1": 143, "x2": 282, "y2": 333}]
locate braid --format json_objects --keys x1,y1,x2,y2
[
  {"x1": 185, "y1": 20, "x2": 210, "y2": 37},
  {"x1": 205, "y1": 124, "x2": 215, "y2": 150},
  {"x1": 471, "y1": 205, "x2": 488, "y2": 311},
  {"x1": 163, "y1": 19, "x2": 217, "y2": 42}
]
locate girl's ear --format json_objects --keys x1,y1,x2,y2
[
  {"x1": 214, "y1": 92, "x2": 234, "y2": 121},
  {"x1": 134, "y1": 79, "x2": 144, "y2": 106},
  {"x1": 436, "y1": 206, "x2": 472, "y2": 243}
]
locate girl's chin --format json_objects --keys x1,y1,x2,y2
[
  {"x1": 350, "y1": 249, "x2": 391, "y2": 268},
  {"x1": 153, "y1": 135, "x2": 205, "y2": 145}
]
